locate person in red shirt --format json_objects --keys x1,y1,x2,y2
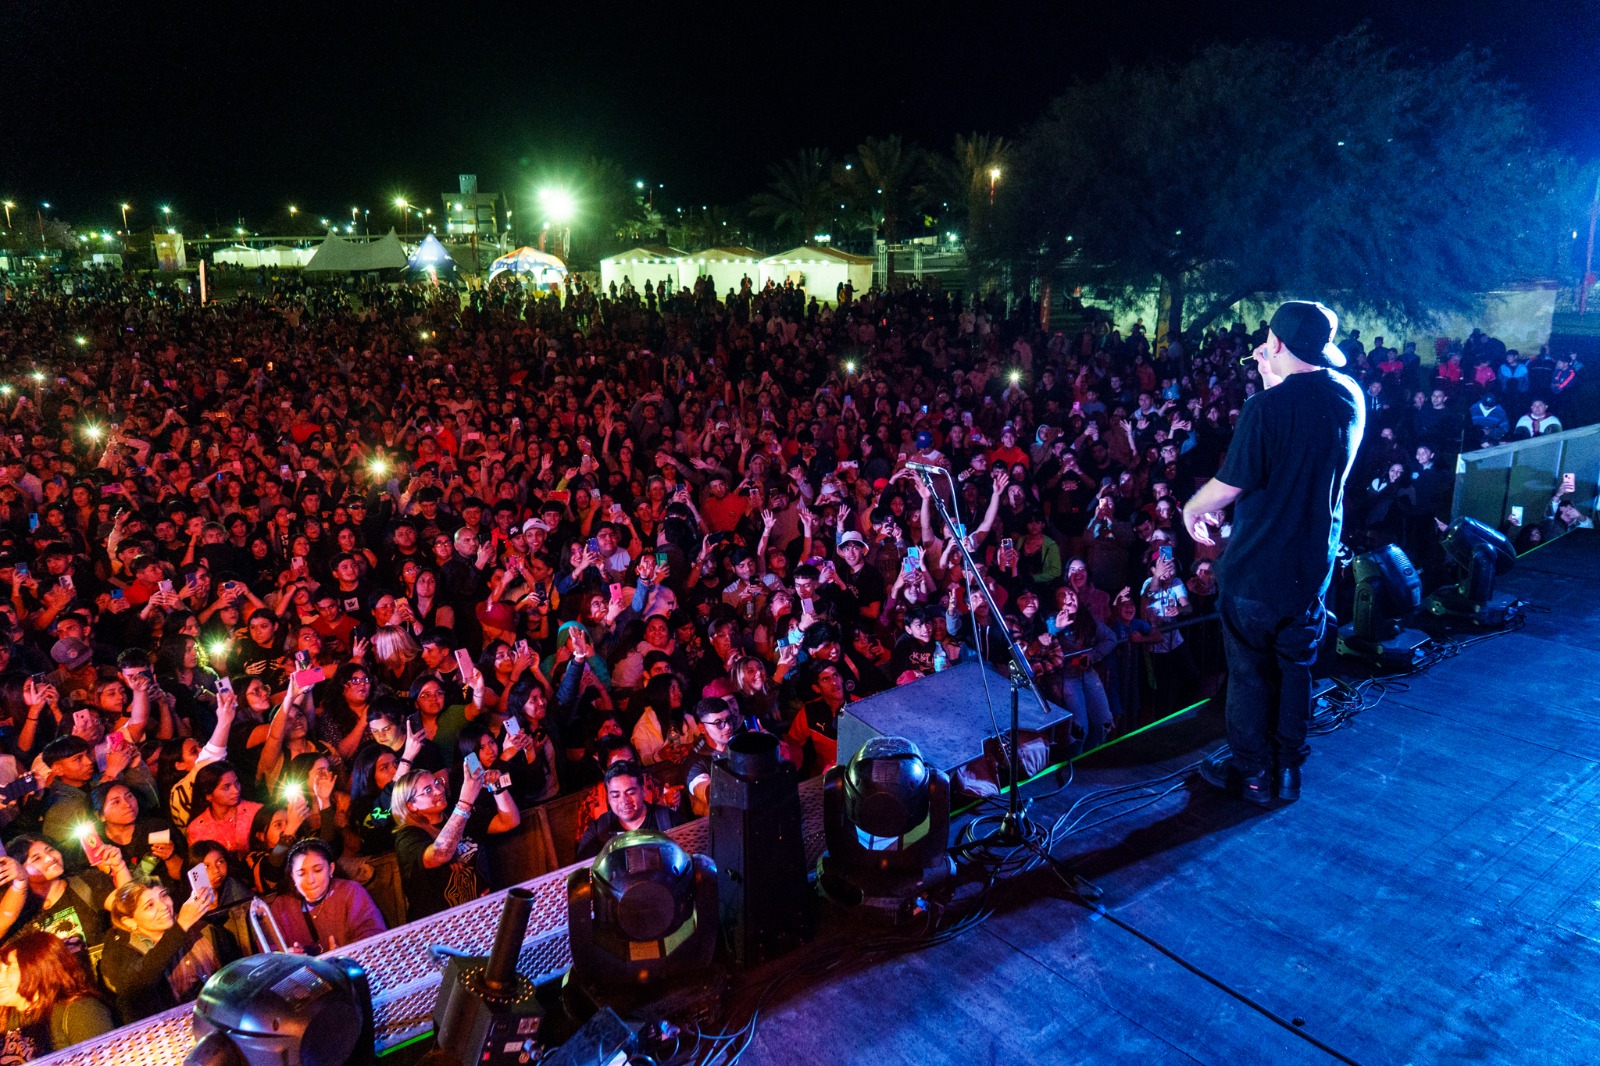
[
  {"x1": 986, "y1": 425, "x2": 1030, "y2": 470},
  {"x1": 700, "y1": 474, "x2": 748, "y2": 534},
  {"x1": 311, "y1": 593, "x2": 358, "y2": 656},
  {"x1": 122, "y1": 556, "x2": 165, "y2": 607}
]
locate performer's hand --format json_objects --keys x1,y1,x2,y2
[{"x1": 1183, "y1": 504, "x2": 1216, "y2": 547}]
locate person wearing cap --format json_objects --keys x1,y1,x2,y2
[
  {"x1": 1183, "y1": 300, "x2": 1364, "y2": 805},
  {"x1": 834, "y1": 530, "x2": 885, "y2": 623},
  {"x1": 35, "y1": 737, "x2": 103, "y2": 861}
]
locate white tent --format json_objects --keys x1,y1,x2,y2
[
  {"x1": 679, "y1": 246, "x2": 764, "y2": 301},
  {"x1": 600, "y1": 245, "x2": 687, "y2": 296},
  {"x1": 760, "y1": 245, "x2": 873, "y2": 304},
  {"x1": 304, "y1": 229, "x2": 410, "y2": 273},
  {"x1": 213, "y1": 244, "x2": 261, "y2": 268},
  {"x1": 256, "y1": 245, "x2": 309, "y2": 268}
]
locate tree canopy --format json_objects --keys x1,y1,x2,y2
[{"x1": 1004, "y1": 31, "x2": 1563, "y2": 338}]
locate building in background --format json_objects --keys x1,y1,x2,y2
[{"x1": 441, "y1": 175, "x2": 501, "y2": 238}]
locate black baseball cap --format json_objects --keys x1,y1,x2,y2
[{"x1": 1268, "y1": 301, "x2": 1346, "y2": 368}]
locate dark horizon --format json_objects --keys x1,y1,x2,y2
[{"x1": 3, "y1": 0, "x2": 1597, "y2": 229}]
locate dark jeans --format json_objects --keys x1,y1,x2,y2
[{"x1": 1219, "y1": 594, "x2": 1327, "y2": 776}]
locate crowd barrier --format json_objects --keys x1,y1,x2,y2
[
  {"x1": 1453, "y1": 424, "x2": 1600, "y2": 538},
  {"x1": 34, "y1": 781, "x2": 827, "y2": 1066}
]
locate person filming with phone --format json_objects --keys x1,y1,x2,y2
[{"x1": 1182, "y1": 301, "x2": 1364, "y2": 805}]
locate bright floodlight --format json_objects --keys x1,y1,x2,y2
[{"x1": 539, "y1": 188, "x2": 576, "y2": 225}]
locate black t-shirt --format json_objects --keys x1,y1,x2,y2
[
  {"x1": 392, "y1": 823, "x2": 486, "y2": 922},
  {"x1": 1215, "y1": 369, "x2": 1364, "y2": 614},
  {"x1": 840, "y1": 562, "x2": 886, "y2": 617}
]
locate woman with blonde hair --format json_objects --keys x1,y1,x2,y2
[
  {"x1": 389, "y1": 764, "x2": 518, "y2": 921},
  {"x1": 100, "y1": 880, "x2": 236, "y2": 1023},
  {"x1": 371, "y1": 624, "x2": 422, "y2": 690}
]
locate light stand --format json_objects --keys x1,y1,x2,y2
[{"x1": 911, "y1": 466, "x2": 1051, "y2": 850}]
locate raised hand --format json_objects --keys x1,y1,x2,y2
[
  {"x1": 177, "y1": 885, "x2": 216, "y2": 930},
  {"x1": 402, "y1": 718, "x2": 426, "y2": 762}
]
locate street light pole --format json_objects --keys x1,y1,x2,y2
[
  {"x1": 120, "y1": 203, "x2": 130, "y2": 232},
  {"x1": 3, "y1": 201, "x2": 12, "y2": 229},
  {"x1": 989, "y1": 166, "x2": 1001, "y2": 207},
  {"x1": 1582, "y1": 173, "x2": 1600, "y2": 316}
]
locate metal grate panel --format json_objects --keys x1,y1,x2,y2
[{"x1": 36, "y1": 777, "x2": 826, "y2": 1066}]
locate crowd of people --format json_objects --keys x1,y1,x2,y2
[{"x1": 0, "y1": 267, "x2": 1591, "y2": 1058}]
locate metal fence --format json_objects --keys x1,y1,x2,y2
[{"x1": 1452, "y1": 424, "x2": 1600, "y2": 543}]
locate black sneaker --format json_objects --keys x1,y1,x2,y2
[
  {"x1": 1240, "y1": 770, "x2": 1272, "y2": 805},
  {"x1": 1276, "y1": 766, "x2": 1301, "y2": 802},
  {"x1": 1196, "y1": 750, "x2": 1236, "y2": 792}
]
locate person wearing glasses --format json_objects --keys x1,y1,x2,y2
[
  {"x1": 388, "y1": 762, "x2": 518, "y2": 921},
  {"x1": 682, "y1": 696, "x2": 751, "y2": 817}
]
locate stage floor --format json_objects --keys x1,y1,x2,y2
[{"x1": 749, "y1": 530, "x2": 1600, "y2": 1066}]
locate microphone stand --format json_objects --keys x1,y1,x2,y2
[{"x1": 912, "y1": 466, "x2": 1054, "y2": 849}]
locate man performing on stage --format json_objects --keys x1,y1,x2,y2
[{"x1": 1182, "y1": 301, "x2": 1365, "y2": 804}]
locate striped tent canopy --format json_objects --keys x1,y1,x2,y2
[{"x1": 487, "y1": 246, "x2": 568, "y2": 284}]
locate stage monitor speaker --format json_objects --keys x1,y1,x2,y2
[
  {"x1": 837, "y1": 660, "x2": 1072, "y2": 775},
  {"x1": 709, "y1": 731, "x2": 815, "y2": 967}
]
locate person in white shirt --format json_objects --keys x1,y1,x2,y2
[{"x1": 1513, "y1": 399, "x2": 1562, "y2": 439}]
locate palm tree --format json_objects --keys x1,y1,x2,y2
[
  {"x1": 851, "y1": 135, "x2": 924, "y2": 286},
  {"x1": 937, "y1": 133, "x2": 1011, "y2": 230},
  {"x1": 930, "y1": 133, "x2": 1012, "y2": 291},
  {"x1": 749, "y1": 148, "x2": 836, "y2": 246}
]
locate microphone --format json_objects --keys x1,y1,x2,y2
[{"x1": 904, "y1": 461, "x2": 948, "y2": 477}]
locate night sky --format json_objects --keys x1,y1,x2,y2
[{"x1": 3, "y1": 0, "x2": 1597, "y2": 230}]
